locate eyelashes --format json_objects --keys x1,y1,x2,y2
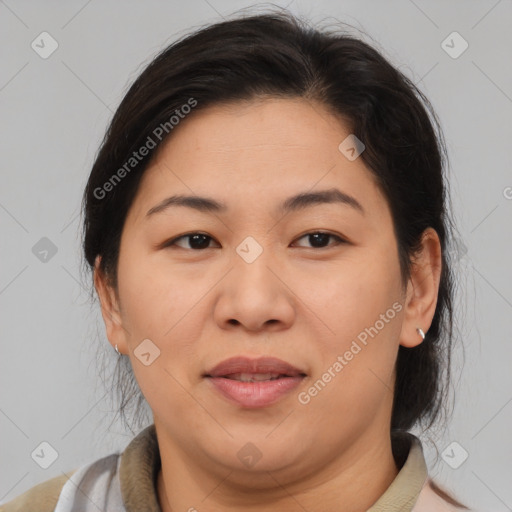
[{"x1": 162, "y1": 231, "x2": 348, "y2": 251}]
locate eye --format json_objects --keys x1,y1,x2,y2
[
  {"x1": 292, "y1": 231, "x2": 347, "y2": 249},
  {"x1": 164, "y1": 232, "x2": 219, "y2": 250}
]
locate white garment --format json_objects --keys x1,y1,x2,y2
[{"x1": 54, "y1": 454, "x2": 125, "y2": 512}]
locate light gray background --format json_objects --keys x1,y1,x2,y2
[{"x1": 1, "y1": 1, "x2": 511, "y2": 510}]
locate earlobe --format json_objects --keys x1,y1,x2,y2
[
  {"x1": 93, "y1": 256, "x2": 128, "y2": 354},
  {"x1": 398, "y1": 227, "x2": 442, "y2": 348}
]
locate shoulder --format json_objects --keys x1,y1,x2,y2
[
  {"x1": 413, "y1": 478, "x2": 471, "y2": 512},
  {"x1": 0, "y1": 471, "x2": 76, "y2": 512},
  {"x1": 0, "y1": 426, "x2": 156, "y2": 512},
  {"x1": 0, "y1": 451, "x2": 122, "y2": 512}
]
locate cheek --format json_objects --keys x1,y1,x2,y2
[
  {"x1": 116, "y1": 248, "x2": 214, "y2": 400},
  {"x1": 117, "y1": 243, "x2": 205, "y2": 339},
  {"x1": 118, "y1": 256, "x2": 205, "y2": 417},
  {"x1": 295, "y1": 249, "x2": 403, "y2": 407},
  {"x1": 296, "y1": 299, "x2": 402, "y2": 448},
  {"x1": 295, "y1": 247, "x2": 402, "y2": 345}
]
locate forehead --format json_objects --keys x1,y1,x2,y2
[
  {"x1": 127, "y1": 97, "x2": 387, "y2": 223},
  {"x1": 160, "y1": 97, "x2": 353, "y2": 158}
]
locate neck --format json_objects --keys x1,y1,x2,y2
[{"x1": 156, "y1": 427, "x2": 399, "y2": 512}]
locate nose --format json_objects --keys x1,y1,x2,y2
[{"x1": 213, "y1": 247, "x2": 296, "y2": 333}]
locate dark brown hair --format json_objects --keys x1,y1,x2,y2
[{"x1": 83, "y1": 5, "x2": 461, "y2": 463}]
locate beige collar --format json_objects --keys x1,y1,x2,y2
[{"x1": 368, "y1": 431, "x2": 428, "y2": 511}]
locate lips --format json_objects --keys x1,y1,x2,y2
[
  {"x1": 204, "y1": 356, "x2": 307, "y2": 379},
  {"x1": 203, "y1": 356, "x2": 307, "y2": 408},
  {"x1": 224, "y1": 372, "x2": 282, "y2": 382}
]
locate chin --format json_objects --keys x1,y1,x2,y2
[{"x1": 208, "y1": 439, "x2": 306, "y2": 479}]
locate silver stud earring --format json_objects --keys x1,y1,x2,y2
[
  {"x1": 114, "y1": 344, "x2": 121, "y2": 356},
  {"x1": 416, "y1": 327, "x2": 426, "y2": 340}
]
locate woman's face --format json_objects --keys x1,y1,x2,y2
[{"x1": 96, "y1": 97, "x2": 437, "y2": 486}]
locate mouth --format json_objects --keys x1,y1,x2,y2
[
  {"x1": 204, "y1": 355, "x2": 307, "y2": 379},
  {"x1": 203, "y1": 356, "x2": 307, "y2": 408},
  {"x1": 219, "y1": 372, "x2": 299, "y2": 382}
]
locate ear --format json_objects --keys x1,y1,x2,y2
[
  {"x1": 398, "y1": 227, "x2": 442, "y2": 348},
  {"x1": 93, "y1": 255, "x2": 129, "y2": 355}
]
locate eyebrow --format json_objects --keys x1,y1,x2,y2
[{"x1": 145, "y1": 187, "x2": 365, "y2": 218}]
